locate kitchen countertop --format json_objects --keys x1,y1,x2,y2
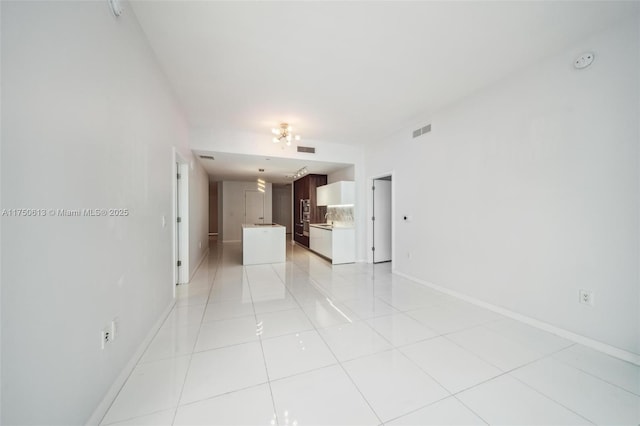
[
  {"x1": 242, "y1": 223, "x2": 285, "y2": 228},
  {"x1": 310, "y1": 223, "x2": 355, "y2": 231}
]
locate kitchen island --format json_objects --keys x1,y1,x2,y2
[{"x1": 241, "y1": 223, "x2": 286, "y2": 265}]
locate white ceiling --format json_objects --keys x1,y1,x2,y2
[
  {"x1": 194, "y1": 150, "x2": 351, "y2": 184},
  {"x1": 131, "y1": 1, "x2": 637, "y2": 146}
]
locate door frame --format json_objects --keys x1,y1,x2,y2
[
  {"x1": 173, "y1": 149, "x2": 189, "y2": 289},
  {"x1": 368, "y1": 171, "x2": 395, "y2": 265}
]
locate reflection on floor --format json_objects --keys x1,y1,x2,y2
[{"x1": 101, "y1": 239, "x2": 640, "y2": 425}]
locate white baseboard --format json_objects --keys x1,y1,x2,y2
[
  {"x1": 85, "y1": 299, "x2": 176, "y2": 425},
  {"x1": 189, "y1": 247, "x2": 209, "y2": 282},
  {"x1": 393, "y1": 270, "x2": 640, "y2": 366}
]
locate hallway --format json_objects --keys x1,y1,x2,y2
[{"x1": 99, "y1": 239, "x2": 640, "y2": 425}]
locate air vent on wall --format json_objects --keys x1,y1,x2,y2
[
  {"x1": 297, "y1": 146, "x2": 315, "y2": 154},
  {"x1": 199, "y1": 155, "x2": 215, "y2": 160},
  {"x1": 412, "y1": 124, "x2": 431, "y2": 138}
]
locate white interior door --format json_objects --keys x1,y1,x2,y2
[
  {"x1": 174, "y1": 158, "x2": 189, "y2": 285},
  {"x1": 245, "y1": 190, "x2": 265, "y2": 224},
  {"x1": 175, "y1": 162, "x2": 181, "y2": 284},
  {"x1": 373, "y1": 179, "x2": 392, "y2": 263}
]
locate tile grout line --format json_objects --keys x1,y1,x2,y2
[
  {"x1": 99, "y1": 243, "x2": 223, "y2": 425},
  {"x1": 249, "y1": 265, "x2": 280, "y2": 426},
  {"x1": 315, "y1": 273, "x2": 498, "y2": 425},
  {"x1": 450, "y1": 395, "x2": 491, "y2": 426},
  {"x1": 170, "y1": 240, "x2": 222, "y2": 426},
  {"x1": 281, "y1": 261, "x2": 480, "y2": 424},
  {"x1": 446, "y1": 341, "x2": 573, "y2": 398},
  {"x1": 276, "y1": 258, "x2": 395, "y2": 423},
  {"x1": 372, "y1": 313, "x2": 579, "y2": 425},
  {"x1": 271, "y1": 254, "x2": 600, "y2": 425},
  {"x1": 173, "y1": 381, "x2": 271, "y2": 410},
  {"x1": 282, "y1": 274, "x2": 386, "y2": 425},
  {"x1": 548, "y1": 350, "x2": 640, "y2": 398},
  {"x1": 505, "y1": 342, "x2": 623, "y2": 425},
  {"x1": 508, "y1": 372, "x2": 598, "y2": 425},
  {"x1": 428, "y1": 342, "x2": 597, "y2": 426}
]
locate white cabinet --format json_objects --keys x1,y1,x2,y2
[
  {"x1": 309, "y1": 225, "x2": 355, "y2": 264},
  {"x1": 331, "y1": 228, "x2": 355, "y2": 264},
  {"x1": 309, "y1": 226, "x2": 332, "y2": 258},
  {"x1": 316, "y1": 181, "x2": 355, "y2": 206},
  {"x1": 334, "y1": 181, "x2": 355, "y2": 205},
  {"x1": 317, "y1": 185, "x2": 330, "y2": 207}
]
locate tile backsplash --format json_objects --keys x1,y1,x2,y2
[{"x1": 327, "y1": 206, "x2": 354, "y2": 227}]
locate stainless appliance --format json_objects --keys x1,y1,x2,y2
[{"x1": 300, "y1": 199, "x2": 310, "y2": 236}]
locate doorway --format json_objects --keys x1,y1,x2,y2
[
  {"x1": 372, "y1": 175, "x2": 392, "y2": 263},
  {"x1": 174, "y1": 151, "x2": 189, "y2": 287},
  {"x1": 245, "y1": 190, "x2": 265, "y2": 225},
  {"x1": 272, "y1": 183, "x2": 292, "y2": 234}
]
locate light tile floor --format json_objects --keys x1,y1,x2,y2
[{"x1": 102, "y1": 239, "x2": 640, "y2": 425}]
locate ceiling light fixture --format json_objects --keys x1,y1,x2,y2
[
  {"x1": 271, "y1": 123, "x2": 301, "y2": 146},
  {"x1": 292, "y1": 167, "x2": 308, "y2": 179}
]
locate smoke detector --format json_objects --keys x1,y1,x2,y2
[{"x1": 574, "y1": 52, "x2": 595, "y2": 70}]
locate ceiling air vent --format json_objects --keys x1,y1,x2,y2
[
  {"x1": 199, "y1": 155, "x2": 215, "y2": 160},
  {"x1": 412, "y1": 124, "x2": 431, "y2": 139},
  {"x1": 297, "y1": 146, "x2": 315, "y2": 154}
]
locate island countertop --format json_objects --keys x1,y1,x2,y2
[{"x1": 241, "y1": 223, "x2": 285, "y2": 229}]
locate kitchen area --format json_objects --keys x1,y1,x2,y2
[
  {"x1": 198, "y1": 151, "x2": 358, "y2": 267},
  {"x1": 294, "y1": 173, "x2": 356, "y2": 265}
]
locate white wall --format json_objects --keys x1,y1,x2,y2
[
  {"x1": 221, "y1": 181, "x2": 273, "y2": 242},
  {"x1": 189, "y1": 160, "x2": 209, "y2": 278},
  {"x1": 366, "y1": 18, "x2": 640, "y2": 356},
  {"x1": 0, "y1": 3, "x2": 4, "y2": 420},
  {"x1": 0, "y1": 1, "x2": 202, "y2": 424},
  {"x1": 327, "y1": 165, "x2": 355, "y2": 183}
]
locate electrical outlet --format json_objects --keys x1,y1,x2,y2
[
  {"x1": 101, "y1": 318, "x2": 119, "y2": 349},
  {"x1": 101, "y1": 329, "x2": 111, "y2": 349},
  {"x1": 579, "y1": 289, "x2": 594, "y2": 306}
]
